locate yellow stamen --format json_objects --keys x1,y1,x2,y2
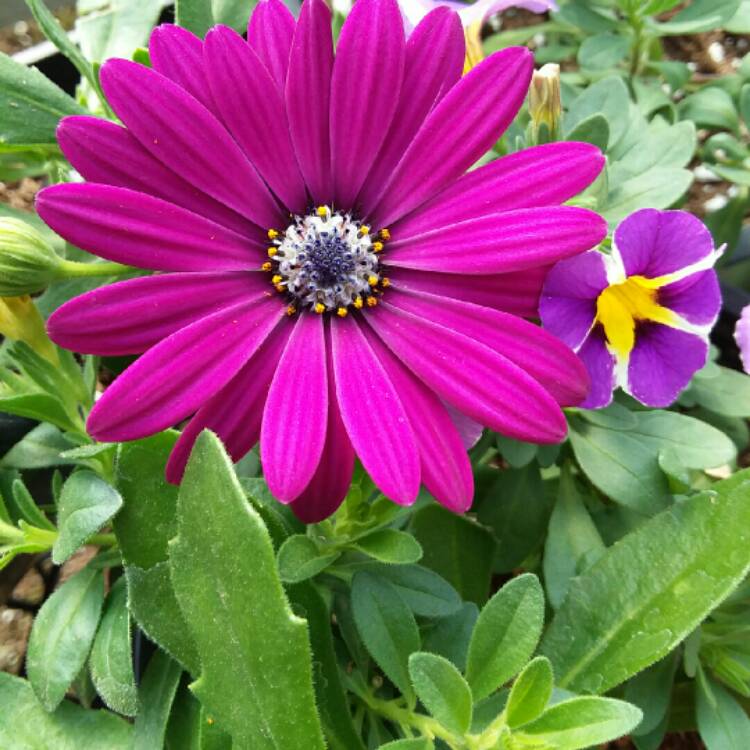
[
  {"x1": 381, "y1": 277, "x2": 391, "y2": 288},
  {"x1": 275, "y1": 283, "x2": 285, "y2": 293},
  {"x1": 267, "y1": 228, "x2": 279, "y2": 239},
  {"x1": 360, "y1": 225, "x2": 370, "y2": 235},
  {"x1": 337, "y1": 307, "x2": 348, "y2": 317},
  {"x1": 379, "y1": 228, "x2": 390, "y2": 240},
  {"x1": 261, "y1": 261, "x2": 272, "y2": 272},
  {"x1": 372, "y1": 241, "x2": 384, "y2": 253},
  {"x1": 316, "y1": 205, "x2": 329, "y2": 217},
  {"x1": 354, "y1": 297, "x2": 364, "y2": 309},
  {"x1": 271, "y1": 274, "x2": 282, "y2": 284},
  {"x1": 366, "y1": 296, "x2": 378, "y2": 307},
  {"x1": 314, "y1": 303, "x2": 326, "y2": 314},
  {"x1": 596, "y1": 275, "x2": 676, "y2": 357},
  {"x1": 267, "y1": 247, "x2": 277, "y2": 258},
  {"x1": 368, "y1": 275, "x2": 379, "y2": 287},
  {"x1": 286, "y1": 305, "x2": 296, "y2": 316}
]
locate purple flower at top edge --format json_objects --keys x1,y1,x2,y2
[
  {"x1": 540, "y1": 209, "x2": 722, "y2": 410},
  {"x1": 398, "y1": 0, "x2": 557, "y2": 31},
  {"x1": 37, "y1": 0, "x2": 606, "y2": 522},
  {"x1": 735, "y1": 306, "x2": 750, "y2": 374}
]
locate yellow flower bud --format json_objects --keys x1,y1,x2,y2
[
  {"x1": 0, "y1": 295, "x2": 57, "y2": 363},
  {"x1": 529, "y1": 63, "x2": 562, "y2": 145}
]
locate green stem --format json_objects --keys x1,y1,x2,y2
[
  {"x1": 628, "y1": 13, "x2": 646, "y2": 83},
  {"x1": 56, "y1": 259, "x2": 133, "y2": 279},
  {"x1": 88, "y1": 532, "x2": 117, "y2": 547}
]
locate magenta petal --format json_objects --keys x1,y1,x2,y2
[
  {"x1": 286, "y1": 0, "x2": 334, "y2": 204},
  {"x1": 331, "y1": 316, "x2": 420, "y2": 505},
  {"x1": 261, "y1": 314, "x2": 329, "y2": 502},
  {"x1": 166, "y1": 324, "x2": 292, "y2": 484},
  {"x1": 290, "y1": 333, "x2": 355, "y2": 523},
  {"x1": 389, "y1": 266, "x2": 547, "y2": 318},
  {"x1": 247, "y1": 0, "x2": 296, "y2": 90},
  {"x1": 444, "y1": 403, "x2": 484, "y2": 450},
  {"x1": 627, "y1": 324, "x2": 708, "y2": 408},
  {"x1": 367, "y1": 303, "x2": 567, "y2": 443},
  {"x1": 577, "y1": 327, "x2": 615, "y2": 410},
  {"x1": 330, "y1": 0, "x2": 405, "y2": 209},
  {"x1": 615, "y1": 209, "x2": 715, "y2": 279},
  {"x1": 47, "y1": 272, "x2": 266, "y2": 356},
  {"x1": 370, "y1": 47, "x2": 533, "y2": 228},
  {"x1": 357, "y1": 7, "x2": 464, "y2": 213},
  {"x1": 99, "y1": 58, "x2": 282, "y2": 229},
  {"x1": 384, "y1": 207, "x2": 607, "y2": 275},
  {"x1": 36, "y1": 184, "x2": 259, "y2": 271},
  {"x1": 367, "y1": 329, "x2": 473, "y2": 512},
  {"x1": 388, "y1": 288, "x2": 589, "y2": 406},
  {"x1": 540, "y1": 250, "x2": 608, "y2": 349},
  {"x1": 658, "y1": 270, "x2": 721, "y2": 327},
  {"x1": 149, "y1": 25, "x2": 216, "y2": 111},
  {"x1": 57, "y1": 116, "x2": 258, "y2": 238},
  {"x1": 205, "y1": 26, "x2": 307, "y2": 214},
  {"x1": 391, "y1": 142, "x2": 605, "y2": 240},
  {"x1": 88, "y1": 298, "x2": 286, "y2": 442}
]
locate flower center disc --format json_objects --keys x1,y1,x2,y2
[{"x1": 265, "y1": 206, "x2": 389, "y2": 316}]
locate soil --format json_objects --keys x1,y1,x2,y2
[
  {"x1": 0, "y1": 177, "x2": 42, "y2": 212},
  {"x1": 0, "y1": 6, "x2": 76, "y2": 56}
]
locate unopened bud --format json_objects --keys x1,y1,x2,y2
[
  {"x1": 0, "y1": 218, "x2": 61, "y2": 297},
  {"x1": 0, "y1": 295, "x2": 57, "y2": 363},
  {"x1": 529, "y1": 63, "x2": 562, "y2": 145}
]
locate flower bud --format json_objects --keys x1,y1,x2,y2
[
  {"x1": 529, "y1": 63, "x2": 562, "y2": 145},
  {"x1": 0, "y1": 218, "x2": 61, "y2": 297},
  {"x1": 0, "y1": 295, "x2": 58, "y2": 363}
]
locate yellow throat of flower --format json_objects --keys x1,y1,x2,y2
[
  {"x1": 595, "y1": 275, "x2": 676, "y2": 357},
  {"x1": 463, "y1": 21, "x2": 484, "y2": 74}
]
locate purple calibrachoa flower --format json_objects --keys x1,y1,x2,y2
[
  {"x1": 541, "y1": 209, "x2": 722, "y2": 410},
  {"x1": 38, "y1": 0, "x2": 606, "y2": 521},
  {"x1": 735, "y1": 306, "x2": 750, "y2": 374}
]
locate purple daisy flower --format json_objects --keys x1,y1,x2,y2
[
  {"x1": 541, "y1": 209, "x2": 722, "y2": 410},
  {"x1": 38, "y1": 0, "x2": 606, "y2": 521}
]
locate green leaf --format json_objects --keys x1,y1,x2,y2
[
  {"x1": 368, "y1": 564, "x2": 462, "y2": 618},
  {"x1": 687, "y1": 366, "x2": 750, "y2": 417},
  {"x1": 476, "y1": 464, "x2": 553, "y2": 573},
  {"x1": 516, "y1": 696, "x2": 642, "y2": 749},
  {"x1": 554, "y1": 2, "x2": 618, "y2": 33},
  {"x1": 288, "y1": 583, "x2": 367, "y2": 750},
  {"x1": 679, "y1": 87, "x2": 740, "y2": 132},
  {"x1": 169, "y1": 431, "x2": 326, "y2": 749},
  {"x1": 505, "y1": 656, "x2": 554, "y2": 729},
  {"x1": 133, "y1": 649, "x2": 183, "y2": 750},
  {"x1": 277, "y1": 534, "x2": 340, "y2": 583},
  {"x1": 543, "y1": 466, "x2": 606, "y2": 609},
  {"x1": 566, "y1": 113, "x2": 610, "y2": 151},
  {"x1": 408, "y1": 652, "x2": 473, "y2": 735},
  {"x1": 0, "y1": 52, "x2": 85, "y2": 149},
  {"x1": 352, "y1": 570, "x2": 420, "y2": 704},
  {"x1": 422, "y1": 603, "x2": 478, "y2": 672},
  {"x1": 164, "y1": 681, "x2": 201, "y2": 750},
  {"x1": 410, "y1": 504, "x2": 494, "y2": 605},
  {"x1": 696, "y1": 676, "x2": 750, "y2": 749},
  {"x1": 565, "y1": 76, "x2": 630, "y2": 150},
  {"x1": 378, "y1": 740, "x2": 433, "y2": 750},
  {"x1": 651, "y1": 0, "x2": 741, "y2": 34},
  {"x1": 465, "y1": 573, "x2": 545, "y2": 701},
  {"x1": 351, "y1": 528, "x2": 423, "y2": 564},
  {"x1": 89, "y1": 578, "x2": 136, "y2": 717},
  {"x1": 27, "y1": 566, "x2": 105, "y2": 711},
  {"x1": 625, "y1": 654, "x2": 678, "y2": 736},
  {"x1": 1, "y1": 422, "x2": 75, "y2": 469},
  {"x1": 0, "y1": 672, "x2": 132, "y2": 748},
  {"x1": 125, "y1": 563, "x2": 200, "y2": 677},
  {"x1": 176, "y1": 0, "x2": 257, "y2": 36},
  {"x1": 540, "y1": 472, "x2": 750, "y2": 694},
  {"x1": 578, "y1": 33, "x2": 630, "y2": 70},
  {"x1": 569, "y1": 410, "x2": 736, "y2": 513},
  {"x1": 11, "y1": 477, "x2": 55, "y2": 530},
  {"x1": 603, "y1": 167, "x2": 694, "y2": 224},
  {"x1": 53, "y1": 472, "x2": 122, "y2": 565}
]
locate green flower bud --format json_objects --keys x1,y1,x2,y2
[
  {"x1": 0, "y1": 217, "x2": 61, "y2": 297},
  {"x1": 528, "y1": 63, "x2": 562, "y2": 146}
]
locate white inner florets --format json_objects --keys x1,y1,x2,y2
[{"x1": 269, "y1": 207, "x2": 382, "y2": 313}]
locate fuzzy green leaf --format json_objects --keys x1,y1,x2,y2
[
  {"x1": 277, "y1": 534, "x2": 340, "y2": 583},
  {"x1": 505, "y1": 656, "x2": 554, "y2": 729},
  {"x1": 169, "y1": 431, "x2": 325, "y2": 749},
  {"x1": 133, "y1": 649, "x2": 183, "y2": 750},
  {"x1": 352, "y1": 528, "x2": 423, "y2": 564}
]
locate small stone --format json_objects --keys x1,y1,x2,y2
[
  {"x1": 0, "y1": 607, "x2": 33, "y2": 675},
  {"x1": 11, "y1": 567, "x2": 45, "y2": 606}
]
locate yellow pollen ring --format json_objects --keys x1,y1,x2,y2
[
  {"x1": 267, "y1": 247, "x2": 277, "y2": 258},
  {"x1": 314, "y1": 303, "x2": 326, "y2": 314},
  {"x1": 360, "y1": 225, "x2": 370, "y2": 236},
  {"x1": 596, "y1": 275, "x2": 676, "y2": 357},
  {"x1": 316, "y1": 205, "x2": 329, "y2": 217},
  {"x1": 372, "y1": 241, "x2": 384, "y2": 253},
  {"x1": 354, "y1": 297, "x2": 364, "y2": 309},
  {"x1": 337, "y1": 307, "x2": 348, "y2": 317},
  {"x1": 368, "y1": 275, "x2": 379, "y2": 287},
  {"x1": 267, "y1": 228, "x2": 279, "y2": 239},
  {"x1": 271, "y1": 274, "x2": 282, "y2": 284}
]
